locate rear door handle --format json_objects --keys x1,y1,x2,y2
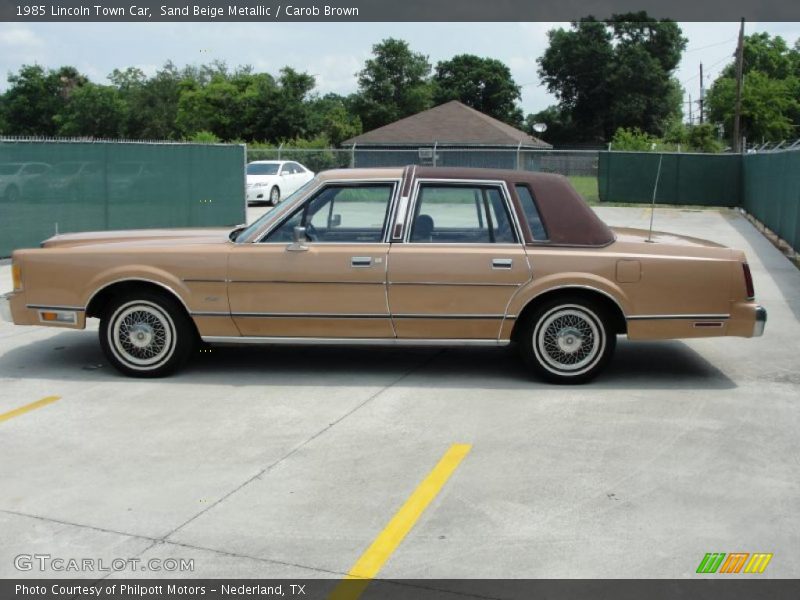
[
  {"x1": 492, "y1": 258, "x2": 513, "y2": 270},
  {"x1": 351, "y1": 256, "x2": 373, "y2": 268}
]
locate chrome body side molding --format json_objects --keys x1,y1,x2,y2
[
  {"x1": 627, "y1": 314, "x2": 730, "y2": 321},
  {"x1": 201, "y1": 336, "x2": 511, "y2": 347}
]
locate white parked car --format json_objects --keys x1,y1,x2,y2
[
  {"x1": 245, "y1": 160, "x2": 314, "y2": 206},
  {"x1": 0, "y1": 162, "x2": 51, "y2": 202}
]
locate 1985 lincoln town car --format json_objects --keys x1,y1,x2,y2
[{"x1": 0, "y1": 167, "x2": 766, "y2": 383}]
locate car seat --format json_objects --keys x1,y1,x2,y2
[{"x1": 412, "y1": 214, "x2": 435, "y2": 242}]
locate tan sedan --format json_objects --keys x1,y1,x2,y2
[{"x1": 1, "y1": 167, "x2": 766, "y2": 383}]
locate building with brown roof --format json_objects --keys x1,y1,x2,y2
[{"x1": 341, "y1": 100, "x2": 552, "y2": 169}]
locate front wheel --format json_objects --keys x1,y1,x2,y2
[
  {"x1": 519, "y1": 297, "x2": 615, "y2": 384},
  {"x1": 269, "y1": 186, "x2": 281, "y2": 205},
  {"x1": 99, "y1": 291, "x2": 196, "y2": 377},
  {"x1": 5, "y1": 185, "x2": 20, "y2": 203}
]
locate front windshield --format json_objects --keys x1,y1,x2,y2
[
  {"x1": 246, "y1": 163, "x2": 280, "y2": 176},
  {"x1": 53, "y1": 162, "x2": 83, "y2": 175},
  {"x1": 234, "y1": 178, "x2": 317, "y2": 242}
]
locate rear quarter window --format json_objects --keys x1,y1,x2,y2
[{"x1": 515, "y1": 184, "x2": 548, "y2": 241}]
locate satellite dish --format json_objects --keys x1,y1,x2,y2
[{"x1": 532, "y1": 123, "x2": 548, "y2": 133}]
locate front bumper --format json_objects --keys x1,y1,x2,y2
[
  {"x1": 246, "y1": 187, "x2": 271, "y2": 203},
  {"x1": 0, "y1": 293, "x2": 11, "y2": 323},
  {"x1": 753, "y1": 305, "x2": 767, "y2": 337}
]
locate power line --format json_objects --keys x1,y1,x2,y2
[
  {"x1": 681, "y1": 52, "x2": 734, "y2": 85},
  {"x1": 684, "y1": 37, "x2": 737, "y2": 53}
]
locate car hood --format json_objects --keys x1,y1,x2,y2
[
  {"x1": 247, "y1": 175, "x2": 279, "y2": 184},
  {"x1": 41, "y1": 228, "x2": 236, "y2": 249}
]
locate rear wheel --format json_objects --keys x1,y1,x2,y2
[
  {"x1": 269, "y1": 186, "x2": 281, "y2": 205},
  {"x1": 519, "y1": 296, "x2": 615, "y2": 384},
  {"x1": 99, "y1": 291, "x2": 195, "y2": 377}
]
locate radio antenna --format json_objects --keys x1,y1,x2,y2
[{"x1": 646, "y1": 154, "x2": 663, "y2": 243}]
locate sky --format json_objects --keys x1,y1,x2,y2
[{"x1": 0, "y1": 21, "x2": 799, "y2": 121}]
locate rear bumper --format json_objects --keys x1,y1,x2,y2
[
  {"x1": 753, "y1": 305, "x2": 767, "y2": 337},
  {"x1": 0, "y1": 293, "x2": 11, "y2": 323}
]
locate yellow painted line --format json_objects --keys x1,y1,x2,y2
[
  {"x1": 0, "y1": 396, "x2": 61, "y2": 423},
  {"x1": 329, "y1": 443, "x2": 472, "y2": 600}
]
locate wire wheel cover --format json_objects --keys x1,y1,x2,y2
[
  {"x1": 111, "y1": 303, "x2": 174, "y2": 367},
  {"x1": 536, "y1": 307, "x2": 602, "y2": 373}
]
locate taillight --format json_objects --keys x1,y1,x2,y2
[
  {"x1": 12, "y1": 262, "x2": 22, "y2": 291},
  {"x1": 742, "y1": 263, "x2": 755, "y2": 299}
]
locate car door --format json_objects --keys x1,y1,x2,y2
[
  {"x1": 227, "y1": 180, "x2": 399, "y2": 338},
  {"x1": 282, "y1": 163, "x2": 301, "y2": 195},
  {"x1": 387, "y1": 179, "x2": 531, "y2": 340}
]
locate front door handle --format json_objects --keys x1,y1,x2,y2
[
  {"x1": 351, "y1": 256, "x2": 373, "y2": 268},
  {"x1": 492, "y1": 258, "x2": 513, "y2": 270}
]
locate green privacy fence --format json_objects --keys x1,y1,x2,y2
[
  {"x1": 598, "y1": 149, "x2": 800, "y2": 253},
  {"x1": 743, "y1": 150, "x2": 800, "y2": 254},
  {"x1": 598, "y1": 151, "x2": 741, "y2": 207},
  {"x1": 0, "y1": 141, "x2": 246, "y2": 257}
]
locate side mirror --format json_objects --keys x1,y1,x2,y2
[
  {"x1": 329, "y1": 214, "x2": 342, "y2": 227},
  {"x1": 288, "y1": 225, "x2": 309, "y2": 252},
  {"x1": 292, "y1": 226, "x2": 307, "y2": 243}
]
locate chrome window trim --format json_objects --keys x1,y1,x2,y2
[
  {"x1": 402, "y1": 178, "x2": 525, "y2": 246},
  {"x1": 252, "y1": 178, "x2": 402, "y2": 244},
  {"x1": 387, "y1": 166, "x2": 414, "y2": 241}
]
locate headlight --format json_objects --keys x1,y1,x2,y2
[{"x1": 12, "y1": 262, "x2": 22, "y2": 290}]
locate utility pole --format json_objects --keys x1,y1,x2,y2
[
  {"x1": 699, "y1": 62, "x2": 704, "y2": 124},
  {"x1": 733, "y1": 18, "x2": 745, "y2": 153},
  {"x1": 688, "y1": 93, "x2": 693, "y2": 125}
]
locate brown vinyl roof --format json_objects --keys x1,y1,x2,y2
[
  {"x1": 412, "y1": 167, "x2": 614, "y2": 246},
  {"x1": 342, "y1": 101, "x2": 552, "y2": 149}
]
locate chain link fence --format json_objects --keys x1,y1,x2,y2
[{"x1": 245, "y1": 146, "x2": 601, "y2": 202}]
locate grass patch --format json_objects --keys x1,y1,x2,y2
[{"x1": 568, "y1": 175, "x2": 599, "y2": 204}]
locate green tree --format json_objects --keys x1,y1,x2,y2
[
  {"x1": 352, "y1": 38, "x2": 432, "y2": 131},
  {"x1": 686, "y1": 123, "x2": 723, "y2": 153},
  {"x1": 706, "y1": 33, "x2": 800, "y2": 144},
  {"x1": 706, "y1": 70, "x2": 797, "y2": 144},
  {"x1": 524, "y1": 106, "x2": 575, "y2": 145},
  {"x1": 110, "y1": 62, "x2": 185, "y2": 139},
  {"x1": 307, "y1": 93, "x2": 362, "y2": 146},
  {"x1": 2, "y1": 65, "x2": 88, "y2": 136},
  {"x1": 433, "y1": 54, "x2": 523, "y2": 126},
  {"x1": 610, "y1": 127, "x2": 659, "y2": 151},
  {"x1": 537, "y1": 14, "x2": 687, "y2": 143},
  {"x1": 55, "y1": 83, "x2": 126, "y2": 138},
  {"x1": 269, "y1": 67, "x2": 316, "y2": 141}
]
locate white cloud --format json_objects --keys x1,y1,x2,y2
[{"x1": 0, "y1": 25, "x2": 45, "y2": 48}]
